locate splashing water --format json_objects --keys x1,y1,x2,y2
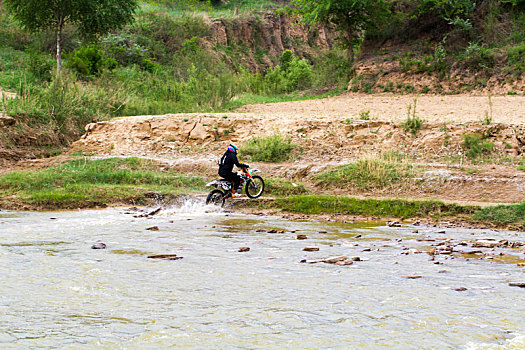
[{"x1": 160, "y1": 198, "x2": 224, "y2": 217}]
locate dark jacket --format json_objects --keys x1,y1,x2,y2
[{"x1": 218, "y1": 150, "x2": 241, "y2": 176}]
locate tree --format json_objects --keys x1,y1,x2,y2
[
  {"x1": 291, "y1": 0, "x2": 390, "y2": 69},
  {"x1": 4, "y1": 0, "x2": 138, "y2": 74}
]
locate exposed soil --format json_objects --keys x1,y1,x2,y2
[{"x1": 61, "y1": 93, "x2": 525, "y2": 206}]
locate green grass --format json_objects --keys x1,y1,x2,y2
[
  {"x1": 314, "y1": 153, "x2": 413, "y2": 190},
  {"x1": 242, "y1": 134, "x2": 297, "y2": 162},
  {"x1": 0, "y1": 157, "x2": 207, "y2": 208},
  {"x1": 462, "y1": 133, "x2": 495, "y2": 160},
  {"x1": 274, "y1": 195, "x2": 473, "y2": 218},
  {"x1": 254, "y1": 195, "x2": 525, "y2": 228},
  {"x1": 265, "y1": 178, "x2": 310, "y2": 196},
  {"x1": 473, "y1": 202, "x2": 525, "y2": 225}
]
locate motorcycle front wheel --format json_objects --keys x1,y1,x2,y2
[
  {"x1": 206, "y1": 189, "x2": 225, "y2": 207},
  {"x1": 245, "y1": 176, "x2": 265, "y2": 198}
]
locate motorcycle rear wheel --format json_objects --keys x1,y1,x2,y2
[
  {"x1": 206, "y1": 189, "x2": 225, "y2": 207},
  {"x1": 245, "y1": 176, "x2": 265, "y2": 198}
]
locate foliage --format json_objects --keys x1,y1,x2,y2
[
  {"x1": 264, "y1": 50, "x2": 313, "y2": 93},
  {"x1": 27, "y1": 50, "x2": 53, "y2": 82},
  {"x1": 417, "y1": 0, "x2": 476, "y2": 25},
  {"x1": 461, "y1": 133, "x2": 495, "y2": 159},
  {"x1": 290, "y1": 0, "x2": 390, "y2": 67},
  {"x1": 66, "y1": 45, "x2": 117, "y2": 78},
  {"x1": 4, "y1": 0, "x2": 138, "y2": 71},
  {"x1": 460, "y1": 42, "x2": 495, "y2": 71},
  {"x1": 242, "y1": 134, "x2": 297, "y2": 162}
]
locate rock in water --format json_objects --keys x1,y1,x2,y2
[
  {"x1": 91, "y1": 243, "x2": 106, "y2": 249},
  {"x1": 147, "y1": 254, "x2": 182, "y2": 260},
  {"x1": 303, "y1": 247, "x2": 319, "y2": 252},
  {"x1": 296, "y1": 234, "x2": 308, "y2": 240},
  {"x1": 387, "y1": 221, "x2": 401, "y2": 227},
  {"x1": 146, "y1": 226, "x2": 159, "y2": 231},
  {"x1": 335, "y1": 260, "x2": 354, "y2": 266},
  {"x1": 454, "y1": 287, "x2": 468, "y2": 291},
  {"x1": 321, "y1": 256, "x2": 348, "y2": 264},
  {"x1": 508, "y1": 282, "x2": 525, "y2": 288},
  {"x1": 238, "y1": 247, "x2": 250, "y2": 252},
  {"x1": 402, "y1": 275, "x2": 422, "y2": 279}
]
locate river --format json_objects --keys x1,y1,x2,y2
[{"x1": 0, "y1": 202, "x2": 524, "y2": 349}]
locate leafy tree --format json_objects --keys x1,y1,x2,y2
[
  {"x1": 290, "y1": 0, "x2": 390, "y2": 69},
  {"x1": 4, "y1": 0, "x2": 138, "y2": 74}
]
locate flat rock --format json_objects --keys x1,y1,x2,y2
[
  {"x1": 321, "y1": 256, "x2": 348, "y2": 264},
  {"x1": 238, "y1": 247, "x2": 250, "y2": 252},
  {"x1": 146, "y1": 226, "x2": 159, "y2": 231},
  {"x1": 474, "y1": 239, "x2": 501, "y2": 248},
  {"x1": 147, "y1": 254, "x2": 182, "y2": 260},
  {"x1": 296, "y1": 234, "x2": 308, "y2": 240},
  {"x1": 454, "y1": 287, "x2": 468, "y2": 291}
]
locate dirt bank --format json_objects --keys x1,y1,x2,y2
[{"x1": 64, "y1": 93, "x2": 525, "y2": 205}]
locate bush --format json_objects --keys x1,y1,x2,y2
[
  {"x1": 26, "y1": 50, "x2": 53, "y2": 82},
  {"x1": 460, "y1": 42, "x2": 495, "y2": 71},
  {"x1": 65, "y1": 45, "x2": 117, "y2": 78},
  {"x1": 242, "y1": 134, "x2": 296, "y2": 162},
  {"x1": 506, "y1": 43, "x2": 525, "y2": 74},
  {"x1": 264, "y1": 50, "x2": 313, "y2": 93},
  {"x1": 461, "y1": 133, "x2": 495, "y2": 159}
]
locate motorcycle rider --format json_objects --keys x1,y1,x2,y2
[{"x1": 218, "y1": 144, "x2": 248, "y2": 197}]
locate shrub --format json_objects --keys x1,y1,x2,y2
[
  {"x1": 65, "y1": 45, "x2": 117, "y2": 78},
  {"x1": 27, "y1": 50, "x2": 53, "y2": 82},
  {"x1": 242, "y1": 134, "x2": 296, "y2": 162},
  {"x1": 100, "y1": 33, "x2": 149, "y2": 67},
  {"x1": 461, "y1": 133, "x2": 495, "y2": 159},
  {"x1": 506, "y1": 43, "x2": 525, "y2": 75},
  {"x1": 460, "y1": 42, "x2": 495, "y2": 71},
  {"x1": 264, "y1": 50, "x2": 313, "y2": 93}
]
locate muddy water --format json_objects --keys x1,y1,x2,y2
[{"x1": 0, "y1": 203, "x2": 524, "y2": 349}]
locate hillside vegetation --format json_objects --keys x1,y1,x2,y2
[{"x1": 0, "y1": 0, "x2": 524, "y2": 151}]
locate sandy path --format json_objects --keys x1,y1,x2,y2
[{"x1": 238, "y1": 93, "x2": 525, "y2": 124}]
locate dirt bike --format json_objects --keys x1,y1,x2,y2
[{"x1": 205, "y1": 167, "x2": 265, "y2": 207}]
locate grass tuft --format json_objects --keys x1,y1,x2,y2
[
  {"x1": 242, "y1": 134, "x2": 297, "y2": 162},
  {"x1": 314, "y1": 152, "x2": 413, "y2": 190}
]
